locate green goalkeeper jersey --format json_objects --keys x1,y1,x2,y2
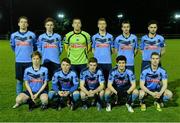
[{"x1": 64, "y1": 31, "x2": 91, "y2": 65}]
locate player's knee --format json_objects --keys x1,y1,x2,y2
[
  {"x1": 163, "y1": 89, "x2": 173, "y2": 101},
  {"x1": 48, "y1": 91, "x2": 56, "y2": 100},
  {"x1": 16, "y1": 94, "x2": 23, "y2": 104},
  {"x1": 105, "y1": 88, "x2": 111, "y2": 95},
  {"x1": 40, "y1": 94, "x2": 48, "y2": 103},
  {"x1": 80, "y1": 91, "x2": 86, "y2": 99},
  {"x1": 73, "y1": 91, "x2": 79, "y2": 95},
  {"x1": 132, "y1": 89, "x2": 139, "y2": 95},
  {"x1": 132, "y1": 89, "x2": 139, "y2": 101},
  {"x1": 165, "y1": 90, "x2": 173, "y2": 98},
  {"x1": 73, "y1": 91, "x2": 80, "y2": 101},
  {"x1": 98, "y1": 90, "x2": 104, "y2": 101},
  {"x1": 99, "y1": 90, "x2": 104, "y2": 97},
  {"x1": 139, "y1": 90, "x2": 145, "y2": 99}
]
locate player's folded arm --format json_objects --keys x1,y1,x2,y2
[{"x1": 36, "y1": 81, "x2": 48, "y2": 96}]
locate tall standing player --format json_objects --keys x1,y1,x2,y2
[
  {"x1": 114, "y1": 20, "x2": 138, "y2": 73},
  {"x1": 10, "y1": 16, "x2": 37, "y2": 95},
  {"x1": 92, "y1": 18, "x2": 114, "y2": 87},
  {"x1": 37, "y1": 17, "x2": 62, "y2": 81},
  {"x1": 140, "y1": 20, "x2": 165, "y2": 71},
  {"x1": 64, "y1": 17, "x2": 91, "y2": 77}
]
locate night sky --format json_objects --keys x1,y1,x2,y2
[{"x1": 0, "y1": 0, "x2": 180, "y2": 35}]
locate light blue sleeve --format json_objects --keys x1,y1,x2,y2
[
  {"x1": 92, "y1": 35, "x2": 96, "y2": 49},
  {"x1": 23, "y1": 69, "x2": 29, "y2": 81},
  {"x1": 140, "y1": 36, "x2": 145, "y2": 50},
  {"x1": 114, "y1": 37, "x2": 119, "y2": 49},
  {"x1": 135, "y1": 35, "x2": 138, "y2": 49},
  {"x1": 108, "y1": 70, "x2": 114, "y2": 84},
  {"x1": 58, "y1": 35, "x2": 63, "y2": 53},
  {"x1": 98, "y1": 70, "x2": 105, "y2": 84},
  {"x1": 52, "y1": 73, "x2": 59, "y2": 92},
  {"x1": 10, "y1": 34, "x2": 15, "y2": 52},
  {"x1": 37, "y1": 36, "x2": 42, "y2": 53},
  {"x1": 80, "y1": 71, "x2": 85, "y2": 81},
  {"x1": 140, "y1": 71, "x2": 146, "y2": 82}
]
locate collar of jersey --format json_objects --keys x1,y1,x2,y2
[
  {"x1": 18, "y1": 30, "x2": 28, "y2": 35},
  {"x1": 73, "y1": 30, "x2": 82, "y2": 34},
  {"x1": 147, "y1": 33, "x2": 157, "y2": 39},
  {"x1": 32, "y1": 66, "x2": 41, "y2": 72},
  {"x1": 122, "y1": 33, "x2": 131, "y2": 39}
]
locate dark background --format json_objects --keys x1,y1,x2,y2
[{"x1": 0, "y1": 0, "x2": 180, "y2": 36}]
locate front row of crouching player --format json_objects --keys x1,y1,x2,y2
[{"x1": 13, "y1": 51, "x2": 173, "y2": 112}]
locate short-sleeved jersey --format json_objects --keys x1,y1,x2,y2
[
  {"x1": 140, "y1": 66, "x2": 167, "y2": 91},
  {"x1": 108, "y1": 67, "x2": 136, "y2": 90},
  {"x1": 52, "y1": 69, "x2": 79, "y2": 93},
  {"x1": 10, "y1": 31, "x2": 36, "y2": 62},
  {"x1": 37, "y1": 33, "x2": 62, "y2": 64},
  {"x1": 92, "y1": 33, "x2": 114, "y2": 64},
  {"x1": 24, "y1": 66, "x2": 48, "y2": 93},
  {"x1": 64, "y1": 31, "x2": 91, "y2": 65},
  {"x1": 114, "y1": 34, "x2": 138, "y2": 66},
  {"x1": 140, "y1": 34, "x2": 165, "y2": 61},
  {"x1": 80, "y1": 67, "x2": 104, "y2": 90}
]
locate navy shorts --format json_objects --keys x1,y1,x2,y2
[
  {"x1": 126, "y1": 65, "x2": 134, "y2": 73},
  {"x1": 141, "y1": 61, "x2": 150, "y2": 72},
  {"x1": 15, "y1": 62, "x2": 32, "y2": 81},
  {"x1": 98, "y1": 63, "x2": 112, "y2": 83},
  {"x1": 71, "y1": 64, "x2": 87, "y2": 77},
  {"x1": 23, "y1": 90, "x2": 48, "y2": 97},
  {"x1": 43, "y1": 61, "x2": 60, "y2": 81}
]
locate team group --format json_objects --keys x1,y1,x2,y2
[{"x1": 11, "y1": 16, "x2": 173, "y2": 112}]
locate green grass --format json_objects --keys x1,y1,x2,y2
[{"x1": 0, "y1": 39, "x2": 180, "y2": 122}]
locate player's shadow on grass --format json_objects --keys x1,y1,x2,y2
[{"x1": 166, "y1": 79, "x2": 180, "y2": 107}]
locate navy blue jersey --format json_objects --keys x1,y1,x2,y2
[
  {"x1": 52, "y1": 69, "x2": 79, "y2": 93},
  {"x1": 80, "y1": 67, "x2": 105, "y2": 90},
  {"x1": 108, "y1": 67, "x2": 136, "y2": 90}
]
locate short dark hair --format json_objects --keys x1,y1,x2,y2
[
  {"x1": 148, "y1": 20, "x2": 158, "y2": 27},
  {"x1": 98, "y1": 18, "x2": 106, "y2": 23},
  {"x1": 151, "y1": 52, "x2": 160, "y2": 58},
  {"x1": 122, "y1": 20, "x2": 130, "y2": 27},
  {"x1": 88, "y1": 57, "x2": 98, "y2": 64},
  {"x1": 18, "y1": 16, "x2": 28, "y2": 23},
  {"x1": 116, "y1": 55, "x2": 127, "y2": 63},
  {"x1": 72, "y1": 17, "x2": 81, "y2": 23},
  {"x1": 61, "y1": 58, "x2": 71, "y2": 64},
  {"x1": 44, "y1": 17, "x2": 55, "y2": 25},
  {"x1": 31, "y1": 51, "x2": 42, "y2": 59}
]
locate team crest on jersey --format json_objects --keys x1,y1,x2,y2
[
  {"x1": 76, "y1": 38, "x2": 79, "y2": 41},
  {"x1": 95, "y1": 38, "x2": 109, "y2": 43},
  {"x1": 29, "y1": 36, "x2": 32, "y2": 40},
  {"x1": 15, "y1": 36, "x2": 28, "y2": 41},
  {"x1": 40, "y1": 73, "x2": 44, "y2": 78},
  {"x1": 54, "y1": 38, "x2": 59, "y2": 42}
]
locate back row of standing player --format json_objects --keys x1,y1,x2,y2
[{"x1": 10, "y1": 16, "x2": 165, "y2": 96}]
